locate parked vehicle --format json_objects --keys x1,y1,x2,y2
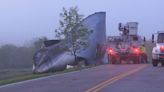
[
  {"x1": 152, "y1": 31, "x2": 164, "y2": 66},
  {"x1": 107, "y1": 22, "x2": 147, "y2": 64}
]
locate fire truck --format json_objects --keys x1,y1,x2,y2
[{"x1": 107, "y1": 22, "x2": 147, "y2": 64}]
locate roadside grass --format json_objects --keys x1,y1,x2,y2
[{"x1": 0, "y1": 65, "x2": 95, "y2": 86}]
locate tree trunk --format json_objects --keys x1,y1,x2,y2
[
  {"x1": 74, "y1": 55, "x2": 77, "y2": 62},
  {"x1": 73, "y1": 51, "x2": 78, "y2": 65}
]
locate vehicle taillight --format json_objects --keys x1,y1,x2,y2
[
  {"x1": 160, "y1": 46, "x2": 164, "y2": 53},
  {"x1": 134, "y1": 48, "x2": 140, "y2": 54},
  {"x1": 107, "y1": 48, "x2": 115, "y2": 54}
]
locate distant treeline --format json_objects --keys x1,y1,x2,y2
[{"x1": 0, "y1": 37, "x2": 47, "y2": 69}]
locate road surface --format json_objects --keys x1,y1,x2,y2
[{"x1": 0, "y1": 64, "x2": 164, "y2": 92}]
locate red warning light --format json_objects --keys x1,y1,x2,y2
[
  {"x1": 160, "y1": 46, "x2": 164, "y2": 53},
  {"x1": 134, "y1": 48, "x2": 140, "y2": 54},
  {"x1": 107, "y1": 48, "x2": 114, "y2": 54}
]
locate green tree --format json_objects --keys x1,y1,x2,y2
[{"x1": 55, "y1": 6, "x2": 90, "y2": 63}]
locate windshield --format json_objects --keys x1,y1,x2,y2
[{"x1": 157, "y1": 33, "x2": 164, "y2": 43}]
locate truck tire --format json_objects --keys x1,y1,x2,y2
[
  {"x1": 134, "y1": 60, "x2": 138, "y2": 64},
  {"x1": 152, "y1": 60, "x2": 158, "y2": 67},
  {"x1": 116, "y1": 57, "x2": 121, "y2": 64},
  {"x1": 110, "y1": 57, "x2": 116, "y2": 64},
  {"x1": 134, "y1": 56, "x2": 140, "y2": 64},
  {"x1": 161, "y1": 62, "x2": 164, "y2": 66},
  {"x1": 131, "y1": 56, "x2": 137, "y2": 64},
  {"x1": 139, "y1": 55, "x2": 143, "y2": 64},
  {"x1": 111, "y1": 59, "x2": 116, "y2": 64}
]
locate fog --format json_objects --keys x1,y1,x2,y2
[{"x1": 0, "y1": 0, "x2": 164, "y2": 46}]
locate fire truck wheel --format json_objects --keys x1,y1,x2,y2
[
  {"x1": 134, "y1": 60, "x2": 139, "y2": 64},
  {"x1": 161, "y1": 62, "x2": 164, "y2": 66},
  {"x1": 134, "y1": 56, "x2": 141, "y2": 64},
  {"x1": 111, "y1": 58, "x2": 116, "y2": 64},
  {"x1": 108, "y1": 55, "x2": 115, "y2": 64},
  {"x1": 115, "y1": 57, "x2": 120, "y2": 64}
]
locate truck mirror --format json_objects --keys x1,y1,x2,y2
[{"x1": 152, "y1": 34, "x2": 154, "y2": 43}]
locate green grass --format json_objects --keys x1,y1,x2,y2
[
  {"x1": 0, "y1": 73, "x2": 46, "y2": 86},
  {"x1": 0, "y1": 65, "x2": 95, "y2": 86}
]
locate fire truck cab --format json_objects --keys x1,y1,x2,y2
[{"x1": 152, "y1": 31, "x2": 164, "y2": 66}]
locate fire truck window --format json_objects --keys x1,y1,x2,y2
[{"x1": 157, "y1": 33, "x2": 164, "y2": 43}]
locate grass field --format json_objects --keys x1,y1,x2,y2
[
  {"x1": 0, "y1": 65, "x2": 95, "y2": 86},
  {"x1": 0, "y1": 68, "x2": 33, "y2": 85},
  {"x1": 0, "y1": 69, "x2": 31, "y2": 80}
]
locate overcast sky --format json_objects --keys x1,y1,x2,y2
[{"x1": 0, "y1": 0, "x2": 164, "y2": 46}]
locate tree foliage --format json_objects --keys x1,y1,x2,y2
[{"x1": 55, "y1": 6, "x2": 90, "y2": 62}]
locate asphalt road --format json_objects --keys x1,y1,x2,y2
[{"x1": 0, "y1": 64, "x2": 164, "y2": 92}]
